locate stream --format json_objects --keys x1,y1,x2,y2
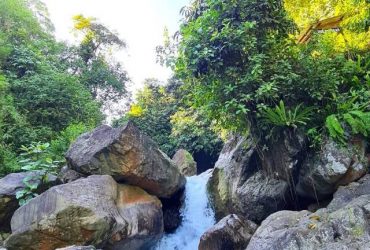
[{"x1": 153, "y1": 169, "x2": 215, "y2": 250}]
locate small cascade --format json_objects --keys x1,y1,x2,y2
[{"x1": 153, "y1": 169, "x2": 215, "y2": 250}]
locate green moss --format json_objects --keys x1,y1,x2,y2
[
  {"x1": 184, "y1": 151, "x2": 195, "y2": 164},
  {"x1": 352, "y1": 225, "x2": 365, "y2": 238},
  {"x1": 217, "y1": 168, "x2": 230, "y2": 206}
]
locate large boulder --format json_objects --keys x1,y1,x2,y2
[
  {"x1": 296, "y1": 138, "x2": 368, "y2": 200},
  {"x1": 199, "y1": 214, "x2": 257, "y2": 250},
  {"x1": 0, "y1": 171, "x2": 57, "y2": 232},
  {"x1": 172, "y1": 149, "x2": 197, "y2": 176},
  {"x1": 247, "y1": 174, "x2": 370, "y2": 250},
  {"x1": 208, "y1": 136, "x2": 291, "y2": 222},
  {"x1": 66, "y1": 122, "x2": 185, "y2": 198},
  {"x1": 4, "y1": 175, "x2": 163, "y2": 250}
]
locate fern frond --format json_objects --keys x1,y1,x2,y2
[
  {"x1": 325, "y1": 114, "x2": 345, "y2": 143},
  {"x1": 260, "y1": 101, "x2": 312, "y2": 129}
]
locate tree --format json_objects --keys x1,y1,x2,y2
[
  {"x1": 114, "y1": 77, "x2": 223, "y2": 162},
  {"x1": 72, "y1": 15, "x2": 129, "y2": 105},
  {"x1": 174, "y1": 0, "x2": 370, "y2": 148},
  {"x1": 175, "y1": 0, "x2": 294, "y2": 132},
  {"x1": 0, "y1": 0, "x2": 105, "y2": 176}
]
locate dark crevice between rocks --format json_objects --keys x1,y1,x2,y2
[
  {"x1": 238, "y1": 150, "x2": 260, "y2": 185},
  {"x1": 193, "y1": 151, "x2": 219, "y2": 174},
  {"x1": 160, "y1": 187, "x2": 185, "y2": 233},
  {"x1": 0, "y1": 198, "x2": 18, "y2": 233},
  {"x1": 287, "y1": 150, "x2": 311, "y2": 211}
]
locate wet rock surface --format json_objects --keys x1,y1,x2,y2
[
  {"x1": 199, "y1": 214, "x2": 257, "y2": 250},
  {"x1": 161, "y1": 188, "x2": 185, "y2": 233},
  {"x1": 66, "y1": 122, "x2": 185, "y2": 198}
]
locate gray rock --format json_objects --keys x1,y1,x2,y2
[
  {"x1": 4, "y1": 175, "x2": 163, "y2": 250},
  {"x1": 327, "y1": 174, "x2": 370, "y2": 211},
  {"x1": 172, "y1": 149, "x2": 197, "y2": 176},
  {"x1": 296, "y1": 138, "x2": 368, "y2": 200},
  {"x1": 259, "y1": 130, "x2": 306, "y2": 182},
  {"x1": 199, "y1": 214, "x2": 257, "y2": 250},
  {"x1": 208, "y1": 136, "x2": 291, "y2": 222},
  {"x1": 0, "y1": 171, "x2": 57, "y2": 232},
  {"x1": 66, "y1": 122, "x2": 186, "y2": 198},
  {"x1": 57, "y1": 166, "x2": 84, "y2": 183},
  {"x1": 247, "y1": 175, "x2": 370, "y2": 250}
]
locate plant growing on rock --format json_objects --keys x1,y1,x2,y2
[
  {"x1": 16, "y1": 142, "x2": 61, "y2": 205},
  {"x1": 259, "y1": 100, "x2": 313, "y2": 129}
]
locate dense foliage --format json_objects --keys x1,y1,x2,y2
[
  {"x1": 0, "y1": 0, "x2": 128, "y2": 176},
  {"x1": 114, "y1": 77, "x2": 223, "y2": 167},
  {"x1": 169, "y1": 0, "x2": 370, "y2": 150},
  {"x1": 1, "y1": 0, "x2": 369, "y2": 180}
]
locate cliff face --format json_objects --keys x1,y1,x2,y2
[{"x1": 1, "y1": 122, "x2": 187, "y2": 250}]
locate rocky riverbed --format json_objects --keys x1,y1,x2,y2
[{"x1": 0, "y1": 125, "x2": 369, "y2": 250}]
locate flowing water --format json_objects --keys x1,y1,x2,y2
[{"x1": 153, "y1": 169, "x2": 216, "y2": 250}]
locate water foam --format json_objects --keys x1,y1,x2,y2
[{"x1": 153, "y1": 169, "x2": 215, "y2": 250}]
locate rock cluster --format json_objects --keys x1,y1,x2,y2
[
  {"x1": 247, "y1": 174, "x2": 370, "y2": 249},
  {"x1": 66, "y1": 122, "x2": 186, "y2": 198},
  {"x1": 4, "y1": 175, "x2": 163, "y2": 250},
  {"x1": 0, "y1": 122, "x2": 186, "y2": 250},
  {"x1": 0, "y1": 171, "x2": 57, "y2": 232},
  {"x1": 206, "y1": 132, "x2": 369, "y2": 249},
  {"x1": 208, "y1": 134, "x2": 368, "y2": 223}
]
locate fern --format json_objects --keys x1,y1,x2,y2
[
  {"x1": 344, "y1": 111, "x2": 370, "y2": 137},
  {"x1": 325, "y1": 114, "x2": 345, "y2": 143},
  {"x1": 326, "y1": 111, "x2": 370, "y2": 143},
  {"x1": 260, "y1": 100, "x2": 313, "y2": 129}
]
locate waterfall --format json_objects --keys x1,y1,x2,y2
[{"x1": 153, "y1": 169, "x2": 215, "y2": 250}]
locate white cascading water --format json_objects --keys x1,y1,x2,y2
[{"x1": 153, "y1": 169, "x2": 216, "y2": 250}]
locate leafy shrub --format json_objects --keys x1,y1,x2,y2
[{"x1": 16, "y1": 142, "x2": 61, "y2": 205}]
